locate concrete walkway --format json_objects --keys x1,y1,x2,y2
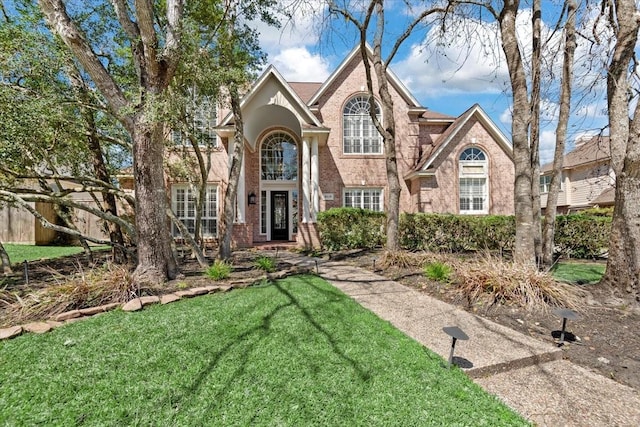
[{"x1": 278, "y1": 252, "x2": 640, "y2": 427}]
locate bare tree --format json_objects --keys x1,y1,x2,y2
[
  {"x1": 328, "y1": 0, "x2": 444, "y2": 251},
  {"x1": 542, "y1": 0, "x2": 577, "y2": 267},
  {"x1": 601, "y1": 0, "x2": 640, "y2": 299}
]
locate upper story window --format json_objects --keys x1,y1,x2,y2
[
  {"x1": 343, "y1": 95, "x2": 382, "y2": 154},
  {"x1": 540, "y1": 174, "x2": 564, "y2": 193},
  {"x1": 459, "y1": 147, "x2": 488, "y2": 214},
  {"x1": 172, "y1": 96, "x2": 218, "y2": 147},
  {"x1": 261, "y1": 132, "x2": 298, "y2": 181}
]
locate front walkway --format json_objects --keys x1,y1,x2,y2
[{"x1": 275, "y1": 251, "x2": 640, "y2": 427}]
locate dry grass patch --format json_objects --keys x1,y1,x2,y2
[
  {"x1": 455, "y1": 254, "x2": 581, "y2": 311},
  {"x1": 0, "y1": 262, "x2": 141, "y2": 326},
  {"x1": 380, "y1": 250, "x2": 448, "y2": 269}
]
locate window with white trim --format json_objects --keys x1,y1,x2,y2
[
  {"x1": 343, "y1": 188, "x2": 383, "y2": 211},
  {"x1": 261, "y1": 132, "x2": 298, "y2": 181},
  {"x1": 171, "y1": 184, "x2": 218, "y2": 237},
  {"x1": 540, "y1": 174, "x2": 563, "y2": 193},
  {"x1": 459, "y1": 147, "x2": 488, "y2": 214},
  {"x1": 172, "y1": 96, "x2": 218, "y2": 147},
  {"x1": 343, "y1": 95, "x2": 382, "y2": 154}
]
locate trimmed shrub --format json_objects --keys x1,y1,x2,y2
[
  {"x1": 554, "y1": 214, "x2": 611, "y2": 259},
  {"x1": 399, "y1": 213, "x2": 515, "y2": 253},
  {"x1": 317, "y1": 208, "x2": 386, "y2": 250}
]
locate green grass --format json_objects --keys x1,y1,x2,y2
[
  {"x1": 0, "y1": 275, "x2": 527, "y2": 426},
  {"x1": 551, "y1": 261, "x2": 606, "y2": 285},
  {"x1": 3, "y1": 244, "x2": 107, "y2": 264}
]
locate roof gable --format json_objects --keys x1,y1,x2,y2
[
  {"x1": 220, "y1": 65, "x2": 323, "y2": 128},
  {"x1": 412, "y1": 104, "x2": 512, "y2": 173},
  {"x1": 307, "y1": 44, "x2": 423, "y2": 108}
]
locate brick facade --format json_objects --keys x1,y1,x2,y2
[{"x1": 170, "y1": 46, "x2": 515, "y2": 249}]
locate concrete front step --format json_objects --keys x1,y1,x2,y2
[{"x1": 313, "y1": 260, "x2": 562, "y2": 378}]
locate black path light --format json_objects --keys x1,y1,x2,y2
[
  {"x1": 442, "y1": 326, "x2": 469, "y2": 368},
  {"x1": 553, "y1": 308, "x2": 580, "y2": 346}
]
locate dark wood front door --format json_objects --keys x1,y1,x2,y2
[{"x1": 270, "y1": 191, "x2": 289, "y2": 240}]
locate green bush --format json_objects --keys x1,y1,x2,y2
[
  {"x1": 254, "y1": 255, "x2": 276, "y2": 273},
  {"x1": 317, "y1": 208, "x2": 386, "y2": 250},
  {"x1": 399, "y1": 213, "x2": 515, "y2": 253},
  {"x1": 320, "y1": 209, "x2": 609, "y2": 260},
  {"x1": 554, "y1": 214, "x2": 611, "y2": 259},
  {"x1": 204, "y1": 260, "x2": 233, "y2": 280}
]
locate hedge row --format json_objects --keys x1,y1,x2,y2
[
  {"x1": 317, "y1": 208, "x2": 611, "y2": 259},
  {"x1": 316, "y1": 208, "x2": 386, "y2": 250}
]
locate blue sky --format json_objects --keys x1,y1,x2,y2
[{"x1": 254, "y1": 2, "x2": 610, "y2": 165}]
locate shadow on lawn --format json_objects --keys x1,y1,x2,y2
[{"x1": 163, "y1": 276, "x2": 370, "y2": 417}]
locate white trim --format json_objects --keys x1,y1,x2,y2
[
  {"x1": 219, "y1": 66, "x2": 323, "y2": 128},
  {"x1": 342, "y1": 187, "x2": 384, "y2": 211},
  {"x1": 308, "y1": 44, "x2": 422, "y2": 108},
  {"x1": 171, "y1": 183, "x2": 218, "y2": 237},
  {"x1": 422, "y1": 104, "x2": 512, "y2": 171}
]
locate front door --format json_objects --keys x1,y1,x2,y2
[{"x1": 271, "y1": 191, "x2": 289, "y2": 240}]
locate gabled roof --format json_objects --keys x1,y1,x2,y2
[
  {"x1": 408, "y1": 104, "x2": 512, "y2": 177},
  {"x1": 219, "y1": 65, "x2": 323, "y2": 128},
  {"x1": 307, "y1": 44, "x2": 423, "y2": 108},
  {"x1": 289, "y1": 82, "x2": 322, "y2": 104},
  {"x1": 541, "y1": 135, "x2": 611, "y2": 173}
]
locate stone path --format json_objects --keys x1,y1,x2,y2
[{"x1": 280, "y1": 252, "x2": 640, "y2": 427}]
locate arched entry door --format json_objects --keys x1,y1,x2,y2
[{"x1": 260, "y1": 132, "x2": 298, "y2": 241}]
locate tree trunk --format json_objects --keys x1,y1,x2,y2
[
  {"x1": 530, "y1": 0, "x2": 542, "y2": 264},
  {"x1": 167, "y1": 208, "x2": 208, "y2": 267},
  {"x1": 603, "y1": 0, "x2": 640, "y2": 299},
  {"x1": 38, "y1": 0, "x2": 184, "y2": 283},
  {"x1": 219, "y1": 87, "x2": 245, "y2": 260},
  {"x1": 65, "y1": 60, "x2": 128, "y2": 263},
  {"x1": 132, "y1": 117, "x2": 178, "y2": 283},
  {"x1": 0, "y1": 239, "x2": 12, "y2": 275},
  {"x1": 366, "y1": 0, "x2": 401, "y2": 251},
  {"x1": 499, "y1": 0, "x2": 535, "y2": 265},
  {"x1": 542, "y1": 0, "x2": 576, "y2": 267}
]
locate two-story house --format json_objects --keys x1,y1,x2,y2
[
  {"x1": 169, "y1": 45, "x2": 515, "y2": 248},
  {"x1": 540, "y1": 135, "x2": 614, "y2": 213}
]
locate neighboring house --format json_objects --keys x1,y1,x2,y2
[
  {"x1": 0, "y1": 45, "x2": 515, "y2": 247},
  {"x1": 540, "y1": 135, "x2": 615, "y2": 214},
  {"x1": 168, "y1": 45, "x2": 515, "y2": 248}
]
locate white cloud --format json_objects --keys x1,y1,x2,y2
[
  {"x1": 539, "y1": 129, "x2": 557, "y2": 165},
  {"x1": 270, "y1": 47, "x2": 332, "y2": 81},
  {"x1": 394, "y1": 23, "x2": 510, "y2": 98}
]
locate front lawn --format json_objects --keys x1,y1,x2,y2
[
  {"x1": 0, "y1": 275, "x2": 527, "y2": 426},
  {"x1": 551, "y1": 261, "x2": 606, "y2": 285},
  {"x1": 3, "y1": 244, "x2": 106, "y2": 264}
]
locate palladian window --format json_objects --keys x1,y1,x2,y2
[
  {"x1": 459, "y1": 147, "x2": 488, "y2": 214},
  {"x1": 261, "y1": 132, "x2": 298, "y2": 181},
  {"x1": 343, "y1": 95, "x2": 382, "y2": 154}
]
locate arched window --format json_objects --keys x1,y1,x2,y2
[
  {"x1": 261, "y1": 132, "x2": 298, "y2": 181},
  {"x1": 343, "y1": 95, "x2": 382, "y2": 154},
  {"x1": 459, "y1": 147, "x2": 488, "y2": 214}
]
